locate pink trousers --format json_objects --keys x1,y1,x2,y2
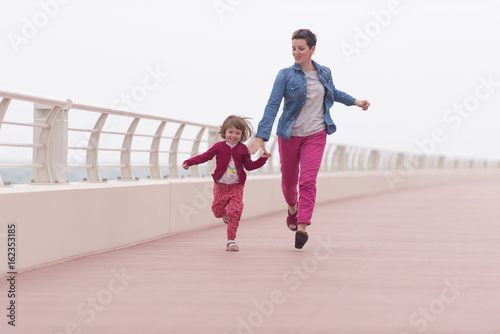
[
  {"x1": 212, "y1": 182, "x2": 244, "y2": 240},
  {"x1": 278, "y1": 130, "x2": 327, "y2": 225}
]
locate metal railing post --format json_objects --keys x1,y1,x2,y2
[
  {"x1": 0, "y1": 98, "x2": 11, "y2": 186},
  {"x1": 262, "y1": 136, "x2": 278, "y2": 175},
  {"x1": 332, "y1": 145, "x2": 347, "y2": 171},
  {"x1": 120, "y1": 117, "x2": 140, "y2": 180},
  {"x1": 149, "y1": 121, "x2": 166, "y2": 179},
  {"x1": 396, "y1": 153, "x2": 405, "y2": 171},
  {"x1": 32, "y1": 101, "x2": 70, "y2": 183},
  {"x1": 86, "y1": 113, "x2": 108, "y2": 182},
  {"x1": 368, "y1": 149, "x2": 380, "y2": 170},
  {"x1": 322, "y1": 144, "x2": 333, "y2": 172},
  {"x1": 206, "y1": 128, "x2": 218, "y2": 176},
  {"x1": 0, "y1": 98, "x2": 11, "y2": 130},
  {"x1": 189, "y1": 127, "x2": 206, "y2": 178},
  {"x1": 168, "y1": 123, "x2": 185, "y2": 178},
  {"x1": 437, "y1": 156, "x2": 446, "y2": 169}
]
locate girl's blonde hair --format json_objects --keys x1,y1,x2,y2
[{"x1": 219, "y1": 115, "x2": 253, "y2": 143}]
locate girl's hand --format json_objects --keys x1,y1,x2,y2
[
  {"x1": 261, "y1": 152, "x2": 272, "y2": 159},
  {"x1": 249, "y1": 137, "x2": 266, "y2": 155},
  {"x1": 182, "y1": 163, "x2": 189, "y2": 170},
  {"x1": 354, "y1": 99, "x2": 370, "y2": 111}
]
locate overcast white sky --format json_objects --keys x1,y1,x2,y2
[{"x1": 1, "y1": 0, "x2": 500, "y2": 161}]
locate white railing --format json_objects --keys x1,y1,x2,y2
[
  {"x1": 0, "y1": 88, "x2": 499, "y2": 186},
  {"x1": 0, "y1": 89, "x2": 218, "y2": 185}
]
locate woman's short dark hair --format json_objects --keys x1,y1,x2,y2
[{"x1": 292, "y1": 29, "x2": 317, "y2": 49}]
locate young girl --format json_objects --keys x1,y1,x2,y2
[{"x1": 183, "y1": 115, "x2": 271, "y2": 251}]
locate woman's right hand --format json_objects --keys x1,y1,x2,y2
[{"x1": 249, "y1": 137, "x2": 265, "y2": 155}]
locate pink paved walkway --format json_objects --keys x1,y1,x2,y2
[{"x1": 2, "y1": 179, "x2": 500, "y2": 334}]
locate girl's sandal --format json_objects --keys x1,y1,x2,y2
[{"x1": 226, "y1": 240, "x2": 239, "y2": 252}]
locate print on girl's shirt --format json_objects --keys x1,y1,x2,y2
[
  {"x1": 218, "y1": 157, "x2": 239, "y2": 184},
  {"x1": 227, "y1": 158, "x2": 237, "y2": 175}
]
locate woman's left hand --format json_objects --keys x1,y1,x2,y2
[
  {"x1": 249, "y1": 137, "x2": 266, "y2": 155},
  {"x1": 355, "y1": 99, "x2": 370, "y2": 111}
]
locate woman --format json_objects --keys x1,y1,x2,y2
[{"x1": 249, "y1": 29, "x2": 370, "y2": 249}]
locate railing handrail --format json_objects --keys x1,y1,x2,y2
[
  {"x1": 0, "y1": 88, "x2": 70, "y2": 108},
  {"x1": 1, "y1": 87, "x2": 499, "y2": 187},
  {"x1": 70, "y1": 101, "x2": 218, "y2": 130},
  {"x1": 0, "y1": 88, "x2": 220, "y2": 185},
  {"x1": 0, "y1": 87, "x2": 218, "y2": 130}
]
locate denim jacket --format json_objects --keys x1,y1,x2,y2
[{"x1": 256, "y1": 59, "x2": 356, "y2": 141}]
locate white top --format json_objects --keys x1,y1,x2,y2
[
  {"x1": 217, "y1": 141, "x2": 240, "y2": 184},
  {"x1": 291, "y1": 70, "x2": 326, "y2": 137}
]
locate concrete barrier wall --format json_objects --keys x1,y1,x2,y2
[{"x1": 1, "y1": 170, "x2": 500, "y2": 275}]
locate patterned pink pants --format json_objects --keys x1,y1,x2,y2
[{"x1": 212, "y1": 182, "x2": 244, "y2": 240}]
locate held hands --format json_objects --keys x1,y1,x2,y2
[
  {"x1": 261, "y1": 152, "x2": 272, "y2": 159},
  {"x1": 249, "y1": 137, "x2": 271, "y2": 158},
  {"x1": 354, "y1": 99, "x2": 370, "y2": 111},
  {"x1": 248, "y1": 137, "x2": 266, "y2": 155}
]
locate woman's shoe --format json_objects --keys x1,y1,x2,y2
[
  {"x1": 286, "y1": 209, "x2": 298, "y2": 231},
  {"x1": 295, "y1": 230, "x2": 308, "y2": 249}
]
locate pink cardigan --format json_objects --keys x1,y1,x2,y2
[{"x1": 183, "y1": 141, "x2": 267, "y2": 185}]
